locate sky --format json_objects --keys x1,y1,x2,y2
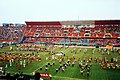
[{"x1": 0, "y1": 0, "x2": 120, "y2": 24}]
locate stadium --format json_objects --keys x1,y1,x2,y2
[{"x1": 0, "y1": 20, "x2": 120, "y2": 80}]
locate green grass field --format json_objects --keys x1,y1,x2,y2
[{"x1": 0, "y1": 45, "x2": 120, "y2": 80}]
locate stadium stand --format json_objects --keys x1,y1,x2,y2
[
  {"x1": 0, "y1": 26, "x2": 25, "y2": 42},
  {"x1": 23, "y1": 20, "x2": 120, "y2": 46},
  {"x1": 0, "y1": 20, "x2": 120, "y2": 46}
]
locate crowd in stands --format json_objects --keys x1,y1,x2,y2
[
  {"x1": 0, "y1": 26, "x2": 25, "y2": 42},
  {"x1": 25, "y1": 24, "x2": 119, "y2": 37},
  {"x1": 89, "y1": 39, "x2": 120, "y2": 46},
  {"x1": 0, "y1": 24, "x2": 120, "y2": 46}
]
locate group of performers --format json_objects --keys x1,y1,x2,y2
[
  {"x1": 0, "y1": 44, "x2": 120, "y2": 76},
  {"x1": 0, "y1": 52, "x2": 41, "y2": 70}
]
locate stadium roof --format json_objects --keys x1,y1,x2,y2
[
  {"x1": 25, "y1": 21, "x2": 61, "y2": 25},
  {"x1": 26, "y1": 20, "x2": 120, "y2": 25},
  {"x1": 95, "y1": 20, "x2": 120, "y2": 25}
]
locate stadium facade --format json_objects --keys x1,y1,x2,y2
[{"x1": 0, "y1": 20, "x2": 120, "y2": 47}]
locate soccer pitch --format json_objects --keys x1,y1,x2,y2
[{"x1": 0, "y1": 45, "x2": 120, "y2": 80}]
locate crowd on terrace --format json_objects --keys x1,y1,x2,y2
[
  {"x1": 0, "y1": 22, "x2": 120, "y2": 46},
  {"x1": 25, "y1": 24, "x2": 120, "y2": 38},
  {"x1": 0, "y1": 26, "x2": 25, "y2": 42},
  {"x1": 24, "y1": 24, "x2": 120, "y2": 46}
]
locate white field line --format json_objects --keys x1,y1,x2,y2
[
  {"x1": 6, "y1": 71, "x2": 31, "y2": 75},
  {"x1": 53, "y1": 76, "x2": 86, "y2": 80},
  {"x1": 32, "y1": 59, "x2": 53, "y2": 73}
]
